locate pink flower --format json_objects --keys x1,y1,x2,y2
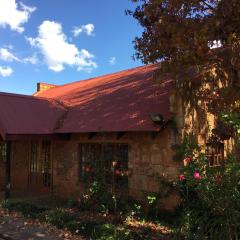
[
  {"x1": 179, "y1": 174, "x2": 185, "y2": 181},
  {"x1": 115, "y1": 170, "x2": 121, "y2": 175},
  {"x1": 183, "y1": 157, "x2": 192, "y2": 166},
  {"x1": 85, "y1": 166, "x2": 91, "y2": 172},
  {"x1": 194, "y1": 172, "x2": 201, "y2": 180},
  {"x1": 112, "y1": 161, "x2": 117, "y2": 167}
]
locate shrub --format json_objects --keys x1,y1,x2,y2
[
  {"x1": 1, "y1": 201, "x2": 47, "y2": 219},
  {"x1": 177, "y1": 153, "x2": 240, "y2": 239},
  {"x1": 74, "y1": 180, "x2": 119, "y2": 214},
  {"x1": 42, "y1": 208, "x2": 75, "y2": 229}
]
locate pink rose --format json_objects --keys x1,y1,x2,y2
[
  {"x1": 183, "y1": 157, "x2": 192, "y2": 166},
  {"x1": 194, "y1": 172, "x2": 201, "y2": 180},
  {"x1": 179, "y1": 174, "x2": 185, "y2": 181},
  {"x1": 115, "y1": 170, "x2": 121, "y2": 175}
]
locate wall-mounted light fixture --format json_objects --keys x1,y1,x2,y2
[{"x1": 149, "y1": 113, "x2": 165, "y2": 125}]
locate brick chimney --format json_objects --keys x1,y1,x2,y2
[{"x1": 35, "y1": 82, "x2": 58, "y2": 94}]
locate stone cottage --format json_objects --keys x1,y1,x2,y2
[{"x1": 0, "y1": 64, "x2": 233, "y2": 208}]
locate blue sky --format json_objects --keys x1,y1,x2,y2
[{"x1": 0, "y1": 0, "x2": 142, "y2": 95}]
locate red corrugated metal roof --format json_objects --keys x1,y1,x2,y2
[
  {"x1": 37, "y1": 64, "x2": 172, "y2": 133},
  {"x1": 0, "y1": 64, "x2": 172, "y2": 138},
  {"x1": 0, "y1": 92, "x2": 66, "y2": 139}
]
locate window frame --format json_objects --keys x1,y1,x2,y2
[
  {"x1": 78, "y1": 143, "x2": 129, "y2": 188},
  {"x1": 206, "y1": 142, "x2": 224, "y2": 167},
  {"x1": 41, "y1": 141, "x2": 52, "y2": 188},
  {"x1": 29, "y1": 142, "x2": 39, "y2": 184}
]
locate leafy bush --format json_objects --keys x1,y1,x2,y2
[
  {"x1": 1, "y1": 201, "x2": 47, "y2": 218},
  {"x1": 91, "y1": 223, "x2": 142, "y2": 240},
  {"x1": 74, "y1": 180, "x2": 135, "y2": 215},
  {"x1": 42, "y1": 208, "x2": 75, "y2": 229},
  {"x1": 177, "y1": 152, "x2": 240, "y2": 239}
]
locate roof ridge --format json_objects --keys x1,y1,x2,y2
[
  {"x1": 0, "y1": 91, "x2": 62, "y2": 103},
  {"x1": 42, "y1": 64, "x2": 159, "y2": 92}
]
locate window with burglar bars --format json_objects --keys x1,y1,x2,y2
[
  {"x1": 206, "y1": 142, "x2": 224, "y2": 167},
  {"x1": 29, "y1": 141, "x2": 52, "y2": 188},
  {"x1": 29, "y1": 142, "x2": 38, "y2": 184},
  {"x1": 42, "y1": 141, "x2": 52, "y2": 187},
  {"x1": 0, "y1": 142, "x2": 6, "y2": 162},
  {"x1": 79, "y1": 143, "x2": 129, "y2": 188}
]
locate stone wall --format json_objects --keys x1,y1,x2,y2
[
  {"x1": 169, "y1": 89, "x2": 234, "y2": 155},
  {"x1": 0, "y1": 141, "x2": 29, "y2": 192},
  {"x1": 51, "y1": 131, "x2": 180, "y2": 209},
  {"x1": 0, "y1": 131, "x2": 180, "y2": 209},
  {"x1": 0, "y1": 154, "x2": 5, "y2": 190},
  {"x1": 11, "y1": 141, "x2": 29, "y2": 192}
]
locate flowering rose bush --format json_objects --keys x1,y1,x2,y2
[{"x1": 177, "y1": 154, "x2": 240, "y2": 239}]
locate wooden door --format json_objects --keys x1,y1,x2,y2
[{"x1": 28, "y1": 141, "x2": 52, "y2": 192}]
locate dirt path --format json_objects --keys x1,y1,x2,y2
[{"x1": 0, "y1": 210, "x2": 84, "y2": 240}]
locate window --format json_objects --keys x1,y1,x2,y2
[
  {"x1": 29, "y1": 141, "x2": 52, "y2": 188},
  {"x1": 0, "y1": 142, "x2": 6, "y2": 162},
  {"x1": 206, "y1": 142, "x2": 224, "y2": 166},
  {"x1": 29, "y1": 142, "x2": 38, "y2": 184},
  {"x1": 42, "y1": 141, "x2": 51, "y2": 187},
  {"x1": 79, "y1": 143, "x2": 129, "y2": 187}
]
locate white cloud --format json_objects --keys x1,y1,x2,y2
[
  {"x1": 0, "y1": 48, "x2": 19, "y2": 62},
  {"x1": 0, "y1": 66, "x2": 13, "y2": 77},
  {"x1": 73, "y1": 24, "x2": 94, "y2": 37},
  {"x1": 0, "y1": 0, "x2": 36, "y2": 33},
  {"x1": 109, "y1": 57, "x2": 116, "y2": 65},
  {"x1": 23, "y1": 55, "x2": 38, "y2": 65},
  {"x1": 0, "y1": 47, "x2": 36, "y2": 65},
  {"x1": 26, "y1": 20, "x2": 97, "y2": 72}
]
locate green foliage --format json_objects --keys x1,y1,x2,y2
[
  {"x1": 0, "y1": 199, "x2": 174, "y2": 239},
  {"x1": 221, "y1": 111, "x2": 240, "y2": 140},
  {"x1": 129, "y1": 0, "x2": 240, "y2": 114},
  {"x1": 91, "y1": 224, "x2": 142, "y2": 240},
  {"x1": 173, "y1": 135, "x2": 200, "y2": 162},
  {"x1": 1, "y1": 200, "x2": 47, "y2": 219},
  {"x1": 76, "y1": 181, "x2": 117, "y2": 214},
  {"x1": 177, "y1": 147, "x2": 240, "y2": 238},
  {"x1": 42, "y1": 208, "x2": 75, "y2": 229}
]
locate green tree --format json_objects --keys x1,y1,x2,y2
[{"x1": 128, "y1": 0, "x2": 240, "y2": 113}]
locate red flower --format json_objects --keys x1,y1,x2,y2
[
  {"x1": 179, "y1": 174, "x2": 185, "y2": 181},
  {"x1": 194, "y1": 171, "x2": 201, "y2": 180},
  {"x1": 115, "y1": 170, "x2": 121, "y2": 175},
  {"x1": 85, "y1": 166, "x2": 91, "y2": 172},
  {"x1": 183, "y1": 157, "x2": 192, "y2": 166}
]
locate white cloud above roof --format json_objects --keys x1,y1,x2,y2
[
  {"x1": 109, "y1": 57, "x2": 116, "y2": 65},
  {"x1": 73, "y1": 24, "x2": 95, "y2": 37},
  {"x1": 23, "y1": 55, "x2": 38, "y2": 65},
  {"x1": 26, "y1": 21, "x2": 97, "y2": 72},
  {"x1": 0, "y1": 48, "x2": 20, "y2": 62},
  {"x1": 0, "y1": 47, "x2": 37, "y2": 66},
  {"x1": 0, "y1": 66, "x2": 13, "y2": 77},
  {"x1": 0, "y1": 0, "x2": 36, "y2": 33}
]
